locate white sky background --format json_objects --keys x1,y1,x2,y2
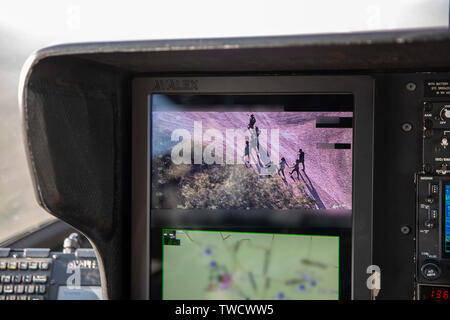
[
  {"x1": 0, "y1": 0, "x2": 448, "y2": 46},
  {"x1": 0, "y1": 0, "x2": 448, "y2": 241}
]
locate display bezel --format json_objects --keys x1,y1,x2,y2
[{"x1": 131, "y1": 75, "x2": 374, "y2": 300}]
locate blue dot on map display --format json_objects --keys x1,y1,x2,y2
[
  {"x1": 209, "y1": 261, "x2": 217, "y2": 268},
  {"x1": 205, "y1": 248, "x2": 212, "y2": 255},
  {"x1": 310, "y1": 281, "x2": 317, "y2": 287},
  {"x1": 299, "y1": 285, "x2": 305, "y2": 291},
  {"x1": 278, "y1": 292, "x2": 285, "y2": 299}
]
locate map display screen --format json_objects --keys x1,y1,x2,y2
[{"x1": 162, "y1": 229, "x2": 339, "y2": 300}]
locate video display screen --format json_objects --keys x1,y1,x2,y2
[
  {"x1": 162, "y1": 229, "x2": 339, "y2": 300},
  {"x1": 151, "y1": 95, "x2": 353, "y2": 212}
]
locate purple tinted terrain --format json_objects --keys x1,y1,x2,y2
[{"x1": 153, "y1": 111, "x2": 352, "y2": 210}]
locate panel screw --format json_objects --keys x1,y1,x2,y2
[
  {"x1": 406, "y1": 82, "x2": 416, "y2": 91},
  {"x1": 400, "y1": 225, "x2": 411, "y2": 235},
  {"x1": 402, "y1": 123, "x2": 412, "y2": 132}
]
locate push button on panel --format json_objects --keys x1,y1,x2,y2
[
  {"x1": 37, "y1": 285, "x2": 46, "y2": 294},
  {"x1": 26, "y1": 285, "x2": 35, "y2": 294},
  {"x1": 421, "y1": 262, "x2": 441, "y2": 280},
  {"x1": 14, "y1": 285, "x2": 24, "y2": 294},
  {"x1": 424, "y1": 219, "x2": 436, "y2": 229},
  {"x1": 12, "y1": 275, "x2": 21, "y2": 284},
  {"x1": 22, "y1": 275, "x2": 32, "y2": 284},
  {"x1": 32, "y1": 275, "x2": 47, "y2": 284},
  {"x1": 19, "y1": 262, "x2": 28, "y2": 270},
  {"x1": 3, "y1": 285, "x2": 13, "y2": 294},
  {"x1": 28, "y1": 262, "x2": 38, "y2": 270},
  {"x1": 8, "y1": 262, "x2": 17, "y2": 270},
  {"x1": 431, "y1": 184, "x2": 439, "y2": 194},
  {"x1": 39, "y1": 262, "x2": 49, "y2": 270},
  {"x1": 1, "y1": 275, "x2": 11, "y2": 284},
  {"x1": 425, "y1": 196, "x2": 434, "y2": 204},
  {"x1": 431, "y1": 209, "x2": 438, "y2": 219}
]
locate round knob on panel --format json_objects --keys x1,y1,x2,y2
[
  {"x1": 442, "y1": 136, "x2": 449, "y2": 147},
  {"x1": 421, "y1": 262, "x2": 441, "y2": 280},
  {"x1": 439, "y1": 163, "x2": 449, "y2": 174},
  {"x1": 424, "y1": 219, "x2": 435, "y2": 229},
  {"x1": 444, "y1": 108, "x2": 450, "y2": 119},
  {"x1": 424, "y1": 101, "x2": 433, "y2": 112}
]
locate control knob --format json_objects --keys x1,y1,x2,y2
[
  {"x1": 441, "y1": 106, "x2": 450, "y2": 120},
  {"x1": 442, "y1": 136, "x2": 449, "y2": 148},
  {"x1": 424, "y1": 219, "x2": 435, "y2": 229},
  {"x1": 421, "y1": 262, "x2": 441, "y2": 280}
]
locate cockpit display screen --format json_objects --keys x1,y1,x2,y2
[
  {"x1": 443, "y1": 184, "x2": 450, "y2": 257},
  {"x1": 149, "y1": 94, "x2": 353, "y2": 300},
  {"x1": 162, "y1": 229, "x2": 339, "y2": 300},
  {"x1": 151, "y1": 95, "x2": 352, "y2": 212}
]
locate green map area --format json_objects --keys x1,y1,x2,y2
[{"x1": 163, "y1": 230, "x2": 339, "y2": 300}]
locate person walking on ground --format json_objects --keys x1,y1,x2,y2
[
  {"x1": 248, "y1": 114, "x2": 256, "y2": 129},
  {"x1": 290, "y1": 159, "x2": 301, "y2": 180},
  {"x1": 298, "y1": 149, "x2": 305, "y2": 171},
  {"x1": 278, "y1": 157, "x2": 289, "y2": 179}
]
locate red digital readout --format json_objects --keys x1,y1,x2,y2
[{"x1": 430, "y1": 289, "x2": 450, "y2": 300}]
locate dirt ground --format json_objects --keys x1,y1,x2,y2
[{"x1": 153, "y1": 111, "x2": 352, "y2": 210}]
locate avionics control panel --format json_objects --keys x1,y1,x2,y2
[
  {"x1": 416, "y1": 176, "x2": 450, "y2": 282},
  {"x1": 416, "y1": 99, "x2": 450, "y2": 298},
  {"x1": 422, "y1": 101, "x2": 450, "y2": 175},
  {"x1": 0, "y1": 248, "x2": 101, "y2": 300}
]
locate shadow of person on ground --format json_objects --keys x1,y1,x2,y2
[{"x1": 299, "y1": 171, "x2": 326, "y2": 209}]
